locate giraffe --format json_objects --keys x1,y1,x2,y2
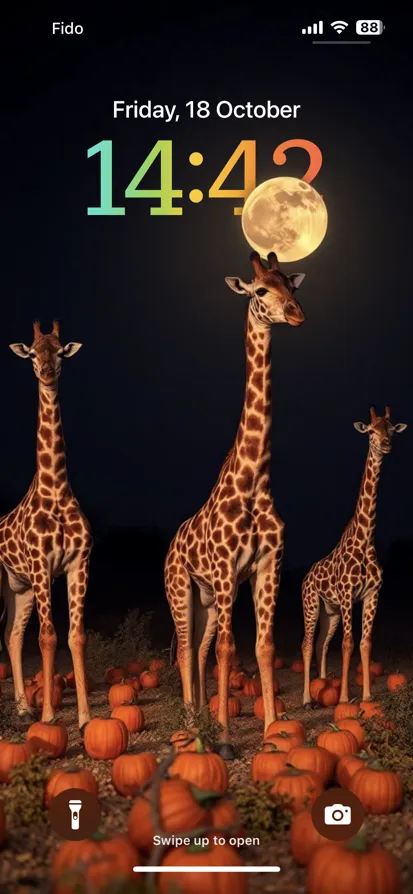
[
  {"x1": 0, "y1": 320, "x2": 92, "y2": 731},
  {"x1": 165, "y1": 251, "x2": 306, "y2": 758},
  {"x1": 302, "y1": 406, "x2": 407, "y2": 708}
]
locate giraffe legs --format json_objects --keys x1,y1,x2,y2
[
  {"x1": 316, "y1": 600, "x2": 341, "y2": 679},
  {"x1": 212, "y1": 562, "x2": 237, "y2": 759},
  {"x1": 302, "y1": 576, "x2": 320, "y2": 707},
  {"x1": 4, "y1": 580, "x2": 35, "y2": 719},
  {"x1": 165, "y1": 555, "x2": 195, "y2": 721},
  {"x1": 32, "y1": 573, "x2": 57, "y2": 723},
  {"x1": 360, "y1": 588, "x2": 380, "y2": 701},
  {"x1": 67, "y1": 557, "x2": 91, "y2": 731},
  {"x1": 250, "y1": 550, "x2": 280, "y2": 736},
  {"x1": 192, "y1": 589, "x2": 217, "y2": 710},
  {"x1": 338, "y1": 594, "x2": 354, "y2": 703}
]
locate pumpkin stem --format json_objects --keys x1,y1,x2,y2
[
  {"x1": 91, "y1": 831, "x2": 107, "y2": 842},
  {"x1": 285, "y1": 765, "x2": 302, "y2": 775},
  {"x1": 345, "y1": 831, "x2": 369, "y2": 853},
  {"x1": 187, "y1": 842, "x2": 211, "y2": 854},
  {"x1": 189, "y1": 785, "x2": 222, "y2": 803},
  {"x1": 194, "y1": 736, "x2": 206, "y2": 754},
  {"x1": 366, "y1": 758, "x2": 384, "y2": 771},
  {"x1": 327, "y1": 724, "x2": 340, "y2": 732}
]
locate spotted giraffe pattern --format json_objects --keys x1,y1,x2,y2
[
  {"x1": 0, "y1": 321, "x2": 92, "y2": 729},
  {"x1": 302, "y1": 406, "x2": 407, "y2": 707},
  {"x1": 165, "y1": 252, "x2": 306, "y2": 756}
]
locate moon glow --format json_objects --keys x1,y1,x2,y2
[{"x1": 241, "y1": 176, "x2": 328, "y2": 262}]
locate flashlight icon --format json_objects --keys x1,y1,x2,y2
[{"x1": 68, "y1": 799, "x2": 82, "y2": 830}]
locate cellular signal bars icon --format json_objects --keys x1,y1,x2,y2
[{"x1": 302, "y1": 21, "x2": 323, "y2": 34}]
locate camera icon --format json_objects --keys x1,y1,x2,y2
[{"x1": 324, "y1": 803, "x2": 352, "y2": 825}]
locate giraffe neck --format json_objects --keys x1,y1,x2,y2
[
  {"x1": 233, "y1": 306, "x2": 272, "y2": 483},
  {"x1": 36, "y1": 382, "x2": 68, "y2": 490},
  {"x1": 353, "y1": 443, "x2": 383, "y2": 541}
]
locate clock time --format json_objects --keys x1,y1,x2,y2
[{"x1": 86, "y1": 139, "x2": 322, "y2": 217}]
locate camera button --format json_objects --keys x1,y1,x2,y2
[{"x1": 312, "y1": 787, "x2": 365, "y2": 841}]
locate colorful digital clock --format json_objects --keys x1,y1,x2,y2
[{"x1": 86, "y1": 139, "x2": 322, "y2": 217}]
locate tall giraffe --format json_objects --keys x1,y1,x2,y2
[
  {"x1": 0, "y1": 321, "x2": 92, "y2": 731},
  {"x1": 302, "y1": 406, "x2": 407, "y2": 708},
  {"x1": 165, "y1": 252, "x2": 306, "y2": 758}
]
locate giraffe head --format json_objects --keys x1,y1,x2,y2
[
  {"x1": 225, "y1": 251, "x2": 305, "y2": 326},
  {"x1": 9, "y1": 321, "x2": 82, "y2": 386},
  {"x1": 354, "y1": 406, "x2": 407, "y2": 455}
]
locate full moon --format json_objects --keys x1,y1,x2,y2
[{"x1": 241, "y1": 176, "x2": 328, "y2": 262}]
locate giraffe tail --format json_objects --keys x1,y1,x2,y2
[{"x1": 169, "y1": 629, "x2": 177, "y2": 666}]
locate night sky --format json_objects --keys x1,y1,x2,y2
[{"x1": 3, "y1": 9, "x2": 411, "y2": 574}]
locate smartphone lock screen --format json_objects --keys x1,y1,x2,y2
[{"x1": 1, "y1": 9, "x2": 411, "y2": 894}]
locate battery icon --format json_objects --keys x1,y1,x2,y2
[{"x1": 356, "y1": 20, "x2": 384, "y2": 34}]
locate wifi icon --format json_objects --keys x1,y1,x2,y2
[{"x1": 331, "y1": 20, "x2": 348, "y2": 33}]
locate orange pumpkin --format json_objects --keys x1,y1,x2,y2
[
  {"x1": 309, "y1": 678, "x2": 329, "y2": 701},
  {"x1": 169, "y1": 729, "x2": 212, "y2": 753},
  {"x1": 0, "y1": 801, "x2": 5, "y2": 848},
  {"x1": 45, "y1": 767, "x2": 98, "y2": 807},
  {"x1": 290, "y1": 809, "x2": 347, "y2": 866},
  {"x1": 111, "y1": 752, "x2": 157, "y2": 797},
  {"x1": 329, "y1": 676, "x2": 342, "y2": 691},
  {"x1": 169, "y1": 737, "x2": 228, "y2": 793},
  {"x1": 274, "y1": 656, "x2": 285, "y2": 669},
  {"x1": 51, "y1": 833, "x2": 140, "y2": 892},
  {"x1": 128, "y1": 779, "x2": 208, "y2": 852},
  {"x1": 123, "y1": 675, "x2": 141, "y2": 693},
  {"x1": 33, "y1": 685, "x2": 63, "y2": 710},
  {"x1": 110, "y1": 705, "x2": 145, "y2": 734},
  {"x1": 359, "y1": 700, "x2": 384, "y2": 719},
  {"x1": 357, "y1": 660, "x2": 383, "y2": 678},
  {"x1": 140, "y1": 670, "x2": 159, "y2": 689},
  {"x1": 349, "y1": 762, "x2": 403, "y2": 814},
  {"x1": 335, "y1": 752, "x2": 371, "y2": 788},
  {"x1": 0, "y1": 738, "x2": 35, "y2": 782},
  {"x1": 334, "y1": 702, "x2": 361, "y2": 721},
  {"x1": 306, "y1": 836, "x2": 399, "y2": 894},
  {"x1": 84, "y1": 717, "x2": 128, "y2": 759},
  {"x1": 27, "y1": 721, "x2": 68, "y2": 758},
  {"x1": 158, "y1": 841, "x2": 245, "y2": 894},
  {"x1": 265, "y1": 731, "x2": 305, "y2": 753},
  {"x1": 336, "y1": 718, "x2": 365, "y2": 749},
  {"x1": 317, "y1": 725, "x2": 358, "y2": 758},
  {"x1": 387, "y1": 671, "x2": 407, "y2": 692},
  {"x1": 317, "y1": 686, "x2": 339, "y2": 707},
  {"x1": 33, "y1": 670, "x2": 65, "y2": 688},
  {"x1": 287, "y1": 744, "x2": 336, "y2": 785},
  {"x1": 251, "y1": 745, "x2": 287, "y2": 782},
  {"x1": 242, "y1": 677, "x2": 262, "y2": 697},
  {"x1": 254, "y1": 696, "x2": 285, "y2": 719},
  {"x1": 108, "y1": 682, "x2": 135, "y2": 708},
  {"x1": 270, "y1": 767, "x2": 323, "y2": 813},
  {"x1": 355, "y1": 671, "x2": 374, "y2": 687},
  {"x1": 229, "y1": 670, "x2": 247, "y2": 691},
  {"x1": 65, "y1": 671, "x2": 76, "y2": 690},
  {"x1": 209, "y1": 694, "x2": 241, "y2": 718},
  {"x1": 126, "y1": 659, "x2": 146, "y2": 676},
  {"x1": 24, "y1": 681, "x2": 39, "y2": 707},
  {"x1": 0, "y1": 663, "x2": 10, "y2": 680},
  {"x1": 291, "y1": 659, "x2": 304, "y2": 673},
  {"x1": 212, "y1": 664, "x2": 219, "y2": 680},
  {"x1": 104, "y1": 666, "x2": 125, "y2": 685},
  {"x1": 149, "y1": 658, "x2": 166, "y2": 672},
  {"x1": 266, "y1": 718, "x2": 306, "y2": 740},
  {"x1": 209, "y1": 797, "x2": 242, "y2": 835}
]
